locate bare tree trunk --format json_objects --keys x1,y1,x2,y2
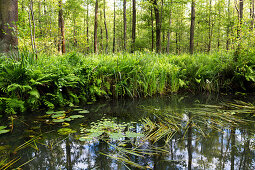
[
  {"x1": 103, "y1": 0, "x2": 108, "y2": 53},
  {"x1": 190, "y1": 0, "x2": 195, "y2": 54},
  {"x1": 38, "y1": 0, "x2": 42, "y2": 36},
  {"x1": 100, "y1": 10, "x2": 103, "y2": 52},
  {"x1": 236, "y1": 0, "x2": 243, "y2": 57},
  {"x1": 151, "y1": 7, "x2": 154, "y2": 51},
  {"x1": 154, "y1": 0, "x2": 161, "y2": 53},
  {"x1": 87, "y1": 1, "x2": 89, "y2": 52},
  {"x1": 58, "y1": 0, "x2": 66, "y2": 54},
  {"x1": 167, "y1": 0, "x2": 172, "y2": 53},
  {"x1": 0, "y1": 0, "x2": 18, "y2": 52},
  {"x1": 226, "y1": 0, "x2": 231, "y2": 50},
  {"x1": 113, "y1": 0, "x2": 116, "y2": 53},
  {"x1": 123, "y1": 0, "x2": 127, "y2": 51},
  {"x1": 94, "y1": 0, "x2": 99, "y2": 53},
  {"x1": 251, "y1": 0, "x2": 255, "y2": 30},
  {"x1": 208, "y1": 0, "x2": 212, "y2": 52},
  {"x1": 131, "y1": 0, "x2": 136, "y2": 53}
]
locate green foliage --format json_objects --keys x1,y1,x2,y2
[{"x1": 0, "y1": 52, "x2": 255, "y2": 115}]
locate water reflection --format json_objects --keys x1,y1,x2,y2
[{"x1": 1, "y1": 95, "x2": 255, "y2": 169}]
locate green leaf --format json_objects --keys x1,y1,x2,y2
[
  {"x1": 0, "y1": 129, "x2": 10, "y2": 134},
  {"x1": 51, "y1": 114, "x2": 65, "y2": 118},
  {"x1": 125, "y1": 132, "x2": 144, "y2": 138},
  {"x1": 52, "y1": 119, "x2": 65, "y2": 123},
  {"x1": 73, "y1": 108, "x2": 83, "y2": 111},
  {"x1": 57, "y1": 128, "x2": 76, "y2": 135},
  {"x1": 0, "y1": 126, "x2": 7, "y2": 130},
  {"x1": 70, "y1": 115, "x2": 84, "y2": 119},
  {"x1": 78, "y1": 110, "x2": 90, "y2": 114}
]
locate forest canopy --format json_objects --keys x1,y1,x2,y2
[{"x1": 0, "y1": 0, "x2": 254, "y2": 55}]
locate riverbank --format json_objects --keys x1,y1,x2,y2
[{"x1": 1, "y1": 51, "x2": 255, "y2": 114}]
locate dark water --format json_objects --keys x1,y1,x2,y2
[{"x1": 1, "y1": 94, "x2": 255, "y2": 169}]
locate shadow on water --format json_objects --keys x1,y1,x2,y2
[{"x1": 1, "y1": 94, "x2": 255, "y2": 169}]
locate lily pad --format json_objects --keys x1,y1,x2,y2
[
  {"x1": 70, "y1": 115, "x2": 84, "y2": 119},
  {"x1": 78, "y1": 110, "x2": 90, "y2": 114},
  {"x1": 51, "y1": 114, "x2": 65, "y2": 119},
  {"x1": 73, "y1": 108, "x2": 83, "y2": 111},
  {"x1": 125, "y1": 132, "x2": 144, "y2": 138},
  {"x1": 57, "y1": 128, "x2": 76, "y2": 135},
  {"x1": 54, "y1": 111, "x2": 66, "y2": 114},
  {"x1": 46, "y1": 111, "x2": 55, "y2": 115},
  {"x1": 64, "y1": 118, "x2": 72, "y2": 122},
  {"x1": 52, "y1": 119, "x2": 65, "y2": 123}
]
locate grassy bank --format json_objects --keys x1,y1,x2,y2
[{"x1": 1, "y1": 51, "x2": 255, "y2": 115}]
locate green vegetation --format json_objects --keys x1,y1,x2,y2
[{"x1": 1, "y1": 51, "x2": 255, "y2": 115}]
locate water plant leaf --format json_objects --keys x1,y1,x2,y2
[
  {"x1": 0, "y1": 126, "x2": 7, "y2": 130},
  {"x1": 73, "y1": 109, "x2": 83, "y2": 111},
  {"x1": 54, "y1": 111, "x2": 66, "y2": 114},
  {"x1": 0, "y1": 129, "x2": 10, "y2": 134},
  {"x1": 70, "y1": 115, "x2": 84, "y2": 119},
  {"x1": 51, "y1": 114, "x2": 65, "y2": 119},
  {"x1": 64, "y1": 118, "x2": 72, "y2": 122},
  {"x1": 125, "y1": 132, "x2": 144, "y2": 138},
  {"x1": 57, "y1": 128, "x2": 76, "y2": 135},
  {"x1": 78, "y1": 110, "x2": 90, "y2": 114},
  {"x1": 52, "y1": 119, "x2": 65, "y2": 123},
  {"x1": 109, "y1": 132, "x2": 124, "y2": 140},
  {"x1": 46, "y1": 111, "x2": 55, "y2": 115}
]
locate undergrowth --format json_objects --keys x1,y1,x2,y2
[{"x1": 1, "y1": 50, "x2": 255, "y2": 115}]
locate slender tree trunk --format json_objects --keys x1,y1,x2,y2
[
  {"x1": 190, "y1": 0, "x2": 195, "y2": 54},
  {"x1": 86, "y1": 1, "x2": 89, "y2": 52},
  {"x1": 226, "y1": 0, "x2": 231, "y2": 50},
  {"x1": 154, "y1": 0, "x2": 161, "y2": 53},
  {"x1": 131, "y1": 0, "x2": 136, "y2": 53},
  {"x1": 167, "y1": 0, "x2": 172, "y2": 53},
  {"x1": 94, "y1": 0, "x2": 99, "y2": 53},
  {"x1": 236, "y1": 0, "x2": 244, "y2": 56},
  {"x1": 217, "y1": 0, "x2": 221, "y2": 50},
  {"x1": 58, "y1": 0, "x2": 66, "y2": 54},
  {"x1": 38, "y1": 0, "x2": 42, "y2": 36},
  {"x1": 123, "y1": 0, "x2": 127, "y2": 51},
  {"x1": 113, "y1": 0, "x2": 116, "y2": 53},
  {"x1": 0, "y1": 0, "x2": 18, "y2": 52},
  {"x1": 151, "y1": 7, "x2": 154, "y2": 51},
  {"x1": 103, "y1": 0, "x2": 108, "y2": 53},
  {"x1": 100, "y1": 10, "x2": 103, "y2": 52},
  {"x1": 251, "y1": 0, "x2": 255, "y2": 30},
  {"x1": 73, "y1": 18, "x2": 77, "y2": 46},
  {"x1": 208, "y1": 0, "x2": 212, "y2": 52}
]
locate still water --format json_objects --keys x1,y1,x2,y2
[{"x1": 1, "y1": 94, "x2": 255, "y2": 169}]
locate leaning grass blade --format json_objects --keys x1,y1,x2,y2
[{"x1": 1, "y1": 157, "x2": 21, "y2": 170}]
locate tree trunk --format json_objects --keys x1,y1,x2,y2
[
  {"x1": 251, "y1": 0, "x2": 255, "y2": 30},
  {"x1": 167, "y1": 0, "x2": 172, "y2": 53},
  {"x1": 103, "y1": 0, "x2": 108, "y2": 53},
  {"x1": 208, "y1": 0, "x2": 212, "y2": 52},
  {"x1": 189, "y1": 0, "x2": 195, "y2": 54},
  {"x1": 0, "y1": 0, "x2": 18, "y2": 52},
  {"x1": 131, "y1": 0, "x2": 136, "y2": 53},
  {"x1": 154, "y1": 0, "x2": 161, "y2": 53},
  {"x1": 94, "y1": 0, "x2": 99, "y2": 53},
  {"x1": 226, "y1": 0, "x2": 230, "y2": 50},
  {"x1": 123, "y1": 0, "x2": 127, "y2": 51},
  {"x1": 38, "y1": 0, "x2": 42, "y2": 36},
  {"x1": 113, "y1": 0, "x2": 116, "y2": 53},
  {"x1": 87, "y1": 1, "x2": 89, "y2": 52},
  {"x1": 151, "y1": 7, "x2": 154, "y2": 51},
  {"x1": 58, "y1": 0, "x2": 66, "y2": 54},
  {"x1": 73, "y1": 18, "x2": 77, "y2": 46},
  {"x1": 236, "y1": 0, "x2": 243, "y2": 56}
]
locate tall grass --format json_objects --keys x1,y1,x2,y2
[{"x1": 0, "y1": 51, "x2": 255, "y2": 114}]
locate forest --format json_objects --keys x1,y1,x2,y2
[{"x1": 1, "y1": 0, "x2": 255, "y2": 169}]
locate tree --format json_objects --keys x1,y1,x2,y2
[
  {"x1": 103, "y1": 0, "x2": 108, "y2": 53},
  {"x1": 58, "y1": 0, "x2": 66, "y2": 54},
  {"x1": 94, "y1": 0, "x2": 99, "y2": 53},
  {"x1": 153, "y1": 0, "x2": 161, "y2": 53},
  {"x1": 131, "y1": 0, "x2": 136, "y2": 53},
  {"x1": 123, "y1": 0, "x2": 127, "y2": 51},
  {"x1": 0, "y1": 0, "x2": 18, "y2": 52},
  {"x1": 113, "y1": 0, "x2": 116, "y2": 53},
  {"x1": 189, "y1": 0, "x2": 195, "y2": 54}
]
